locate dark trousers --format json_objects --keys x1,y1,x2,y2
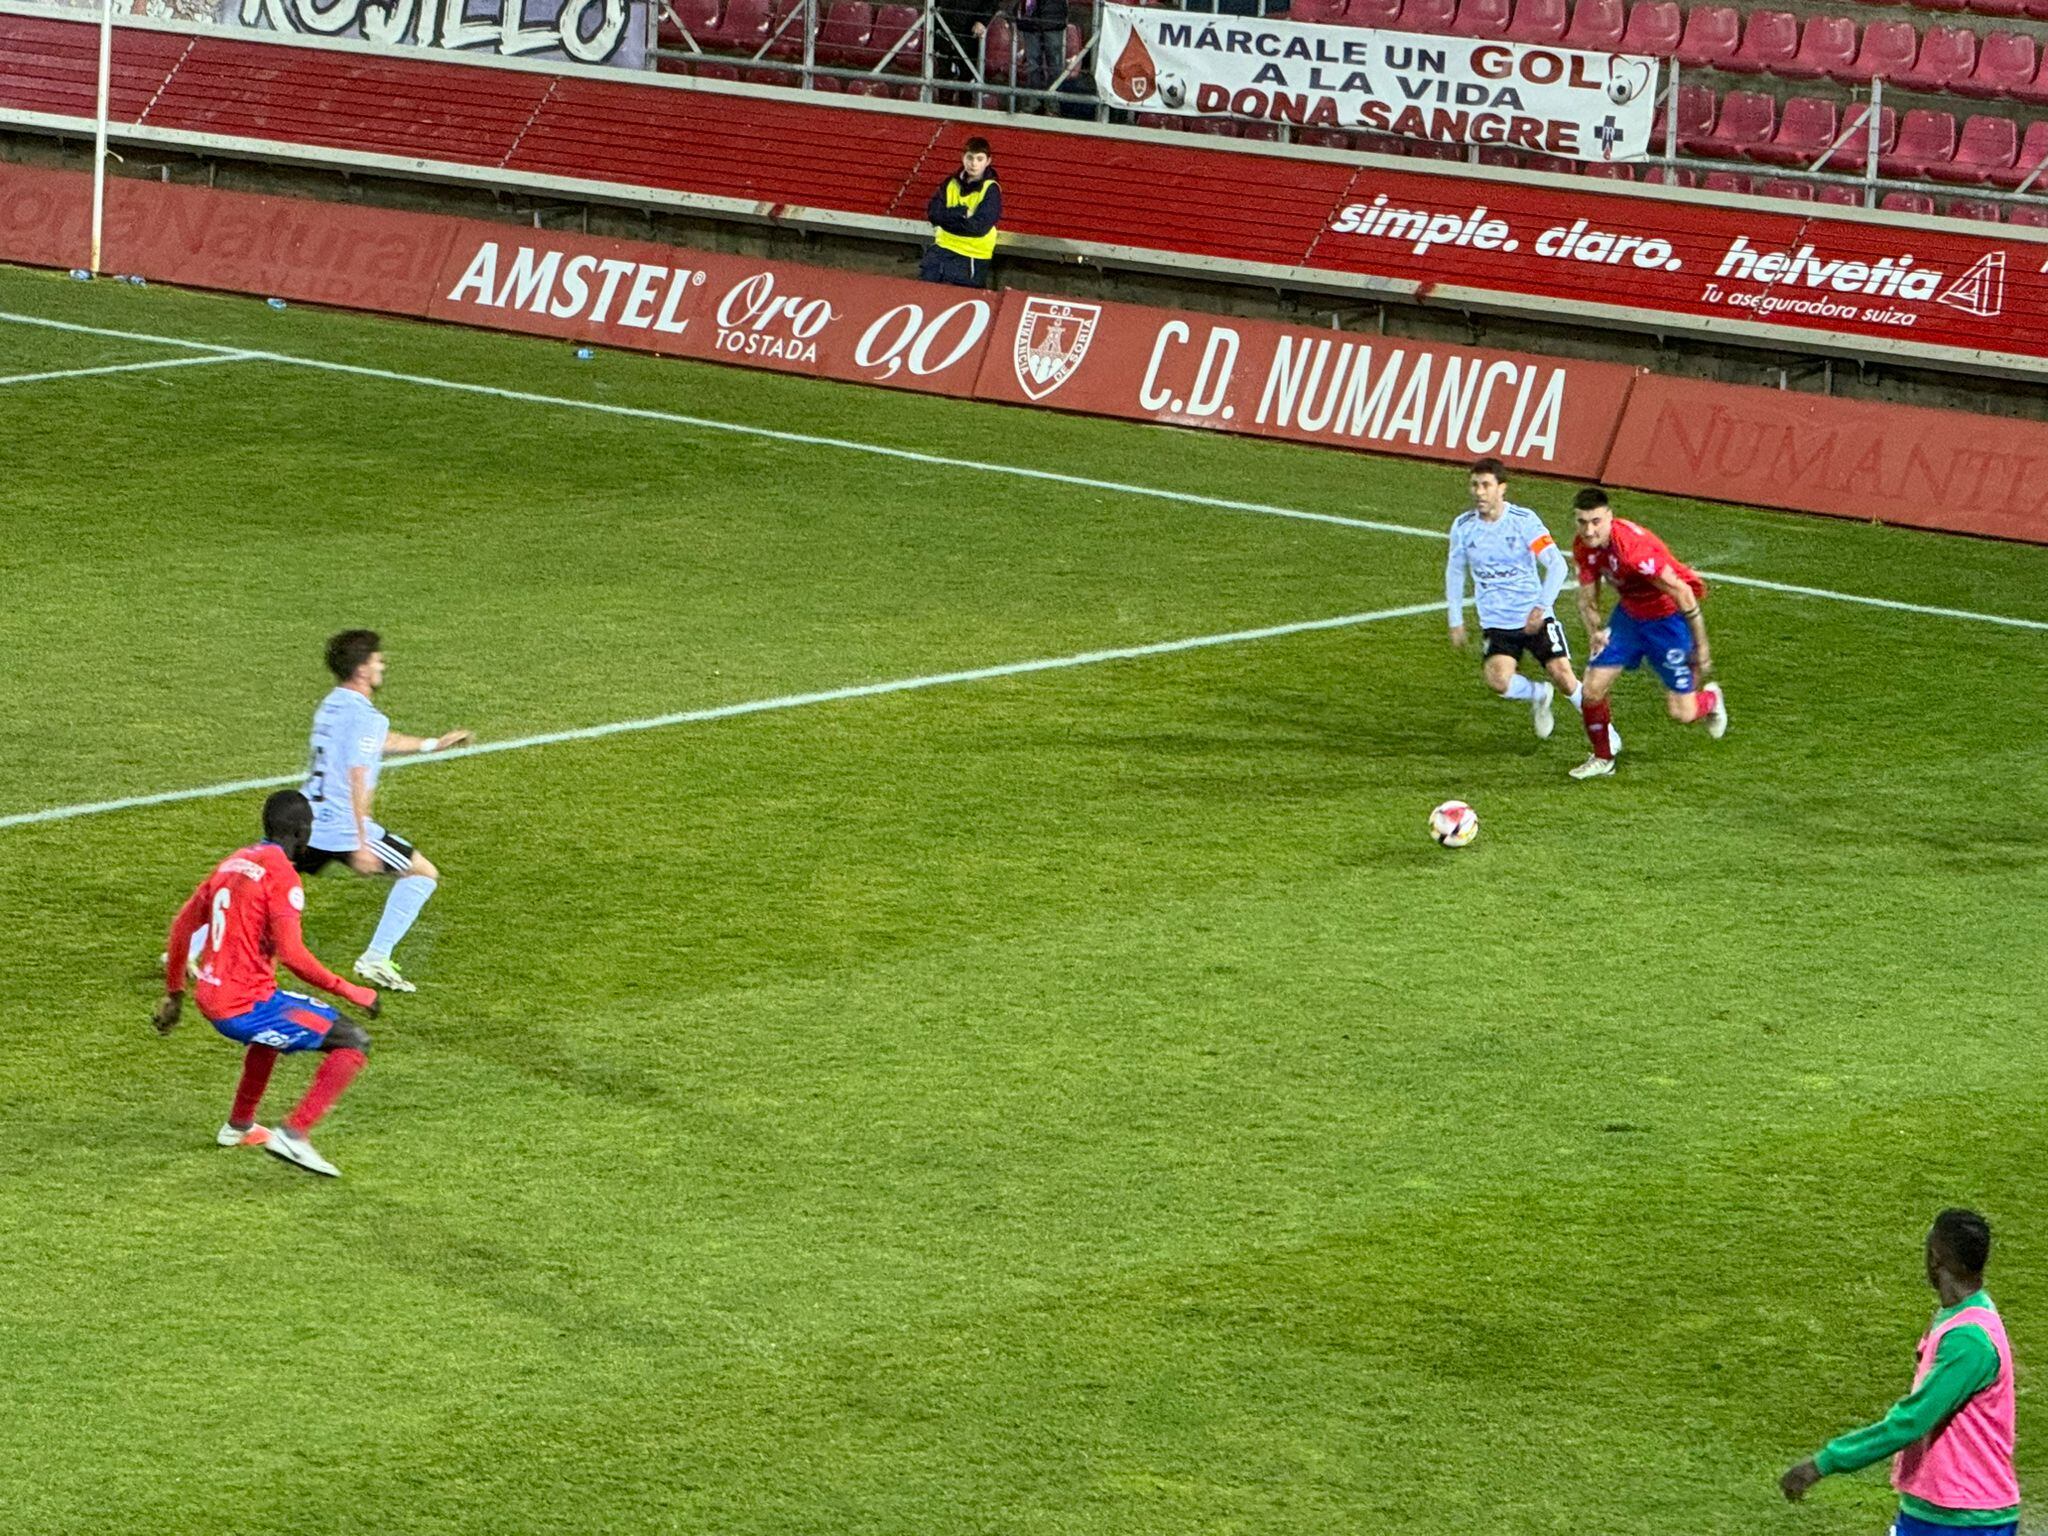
[{"x1": 919, "y1": 246, "x2": 989, "y2": 288}]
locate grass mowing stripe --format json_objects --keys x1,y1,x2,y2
[
  {"x1": 0, "y1": 602, "x2": 1442, "y2": 832},
  {"x1": 1, "y1": 309, "x2": 2042, "y2": 635}
]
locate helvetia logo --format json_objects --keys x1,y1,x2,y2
[
  {"x1": 1936, "y1": 252, "x2": 2005, "y2": 319},
  {"x1": 1013, "y1": 298, "x2": 1101, "y2": 400}
]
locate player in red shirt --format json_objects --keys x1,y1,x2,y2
[
  {"x1": 153, "y1": 791, "x2": 380, "y2": 1178},
  {"x1": 1567, "y1": 487, "x2": 1729, "y2": 780}
]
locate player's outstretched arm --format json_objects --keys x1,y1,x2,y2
[
  {"x1": 386, "y1": 728, "x2": 475, "y2": 755},
  {"x1": 268, "y1": 892, "x2": 379, "y2": 1014}
]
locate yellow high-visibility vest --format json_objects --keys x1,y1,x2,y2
[{"x1": 934, "y1": 177, "x2": 998, "y2": 261}]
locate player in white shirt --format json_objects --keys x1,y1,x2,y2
[
  {"x1": 298, "y1": 630, "x2": 472, "y2": 992},
  {"x1": 1444, "y1": 457, "x2": 1604, "y2": 746}
]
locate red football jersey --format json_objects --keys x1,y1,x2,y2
[
  {"x1": 165, "y1": 842, "x2": 357, "y2": 1019},
  {"x1": 1574, "y1": 517, "x2": 1705, "y2": 620}
]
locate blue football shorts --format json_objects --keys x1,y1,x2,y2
[
  {"x1": 209, "y1": 990, "x2": 338, "y2": 1053},
  {"x1": 1592, "y1": 608, "x2": 1698, "y2": 693}
]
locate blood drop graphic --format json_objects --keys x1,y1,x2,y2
[{"x1": 1110, "y1": 26, "x2": 1157, "y2": 102}]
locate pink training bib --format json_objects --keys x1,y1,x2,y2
[{"x1": 1893, "y1": 1304, "x2": 2020, "y2": 1513}]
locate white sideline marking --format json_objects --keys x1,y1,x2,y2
[
  {"x1": 2, "y1": 308, "x2": 2043, "y2": 635},
  {"x1": 0, "y1": 351, "x2": 255, "y2": 388},
  {"x1": 0, "y1": 601, "x2": 1443, "y2": 831},
  {"x1": 1702, "y1": 572, "x2": 2048, "y2": 632}
]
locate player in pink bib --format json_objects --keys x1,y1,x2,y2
[{"x1": 1782, "y1": 1209, "x2": 2019, "y2": 1534}]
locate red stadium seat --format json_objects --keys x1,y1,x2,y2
[
  {"x1": 1906, "y1": 0, "x2": 1965, "y2": 15},
  {"x1": 761, "y1": 0, "x2": 808, "y2": 60},
  {"x1": 1894, "y1": 25, "x2": 1976, "y2": 91},
  {"x1": 1642, "y1": 164, "x2": 1700, "y2": 185},
  {"x1": 1651, "y1": 82, "x2": 1715, "y2": 151},
  {"x1": 1987, "y1": 119, "x2": 2048, "y2": 185},
  {"x1": 1674, "y1": 5, "x2": 1739, "y2": 67},
  {"x1": 1373, "y1": 136, "x2": 1466, "y2": 160},
  {"x1": 1237, "y1": 120, "x2": 1281, "y2": 140},
  {"x1": 1758, "y1": 177, "x2": 1816, "y2": 198},
  {"x1": 1581, "y1": 160, "x2": 1637, "y2": 178},
  {"x1": 1347, "y1": 0, "x2": 1407, "y2": 22},
  {"x1": 658, "y1": 0, "x2": 723, "y2": 47},
  {"x1": 870, "y1": 5, "x2": 923, "y2": 72},
  {"x1": 1879, "y1": 189, "x2": 1936, "y2": 212},
  {"x1": 1944, "y1": 197, "x2": 2005, "y2": 218},
  {"x1": 1698, "y1": 89, "x2": 1776, "y2": 156},
  {"x1": 1834, "y1": 19, "x2": 1916, "y2": 81},
  {"x1": 1297, "y1": 126, "x2": 1355, "y2": 148},
  {"x1": 815, "y1": 1, "x2": 875, "y2": 67},
  {"x1": 1955, "y1": 30, "x2": 2034, "y2": 97},
  {"x1": 1288, "y1": 0, "x2": 1348, "y2": 19},
  {"x1": 1750, "y1": 95, "x2": 1837, "y2": 164},
  {"x1": 1400, "y1": 0, "x2": 1459, "y2": 30},
  {"x1": 2006, "y1": 201, "x2": 2048, "y2": 224},
  {"x1": 1968, "y1": 0, "x2": 2027, "y2": 15},
  {"x1": 1620, "y1": 0, "x2": 1681, "y2": 53},
  {"x1": 1562, "y1": 0, "x2": 1625, "y2": 47},
  {"x1": 1701, "y1": 170, "x2": 1754, "y2": 193},
  {"x1": 1880, "y1": 108, "x2": 1958, "y2": 176},
  {"x1": 1814, "y1": 181, "x2": 1862, "y2": 203},
  {"x1": 702, "y1": 0, "x2": 771, "y2": 51},
  {"x1": 2024, "y1": 0, "x2": 2048, "y2": 17},
  {"x1": 1822, "y1": 103, "x2": 1897, "y2": 168},
  {"x1": 1725, "y1": 10, "x2": 1798, "y2": 73},
  {"x1": 1779, "y1": 15, "x2": 1858, "y2": 79},
  {"x1": 1452, "y1": 0, "x2": 1514, "y2": 36},
  {"x1": 1927, "y1": 113, "x2": 2019, "y2": 180},
  {"x1": 808, "y1": 71, "x2": 844, "y2": 89},
  {"x1": 1506, "y1": 0, "x2": 1570, "y2": 41}
]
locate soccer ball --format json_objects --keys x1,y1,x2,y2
[
  {"x1": 1429, "y1": 800, "x2": 1479, "y2": 848},
  {"x1": 1157, "y1": 71, "x2": 1188, "y2": 110}
]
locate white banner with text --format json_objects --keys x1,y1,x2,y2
[{"x1": 1097, "y1": 3, "x2": 1658, "y2": 162}]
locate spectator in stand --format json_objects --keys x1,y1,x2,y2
[
  {"x1": 921, "y1": 137, "x2": 1002, "y2": 288},
  {"x1": 1008, "y1": 0, "x2": 1069, "y2": 109},
  {"x1": 937, "y1": 0, "x2": 1001, "y2": 92}
]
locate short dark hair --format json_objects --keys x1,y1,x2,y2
[
  {"x1": 325, "y1": 629, "x2": 380, "y2": 682},
  {"x1": 1468, "y1": 457, "x2": 1507, "y2": 481},
  {"x1": 262, "y1": 788, "x2": 312, "y2": 845},
  {"x1": 963, "y1": 136, "x2": 991, "y2": 157},
  {"x1": 1572, "y1": 487, "x2": 1611, "y2": 512},
  {"x1": 1932, "y1": 1208, "x2": 1992, "y2": 1274}
]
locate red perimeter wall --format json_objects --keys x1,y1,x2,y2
[{"x1": 3, "y1": 162, "x2": 2045, "y2": 541}]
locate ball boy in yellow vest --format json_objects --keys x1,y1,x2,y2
[{"x1": 920, "y1": 137, "x2": 1002, "y2": 289}]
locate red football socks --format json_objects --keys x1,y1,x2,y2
[
  {"x1": 285, "y1": 1048, "x2": 366, "y2": 1135},
  {"x1": 230, "y1": 1044, "x2": 278, "y2": 1127},
  {"x1": 1583, "y1": 699, "x2": 1616, "y2": 760},
  {"x1": 1695, "y1": 684, "x2": 1722, "y2": 722}
]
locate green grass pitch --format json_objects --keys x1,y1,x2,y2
[{"x1": 1, "y1": 262, "x2": 2045, "y2": 1535}]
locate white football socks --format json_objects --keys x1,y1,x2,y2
[
  {"x1": 367, "y1": 875, "x2": 436, "y2": 959},
  {"x1": 1502, "y1": 674, "x2": 1536, "y2": 702}
]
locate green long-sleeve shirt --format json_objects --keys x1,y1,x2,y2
[{"x1": 1813, "y1": 1290, "x2": 2015, "y2": 1528}]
